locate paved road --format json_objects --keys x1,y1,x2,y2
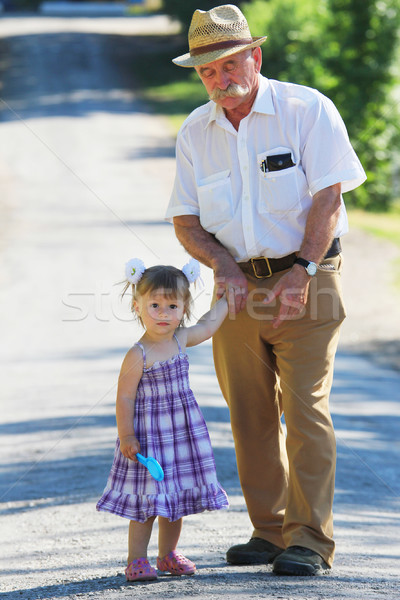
[{"x1": 0, "y1": 15, "x2": 399, "y2": 600}]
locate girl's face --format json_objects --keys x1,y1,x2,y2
[{"x1": 134, "y1": 288, "x2": 185, "y2": 335}]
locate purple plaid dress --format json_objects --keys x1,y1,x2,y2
[{"x1": 96, "y1": 335, "x2": 228, "y2": 522}]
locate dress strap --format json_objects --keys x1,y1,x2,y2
[
  {"x1": 135, "y1": 342, "x2": 147, "y2": 369},
  {"x1": 173, "y1": 333, "x2": 182, "y2": 354}
]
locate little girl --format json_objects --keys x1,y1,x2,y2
[{"x1": 96, "y1": 258, "x2": 229, "y2": 582}]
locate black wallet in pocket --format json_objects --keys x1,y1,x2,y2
[{"x1": 266, "y1": 153, "x2": 295, "y2": 172}]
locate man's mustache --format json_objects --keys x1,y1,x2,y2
[{"x1": 209, "y1": 83, "x2": 250, "y2": 101}]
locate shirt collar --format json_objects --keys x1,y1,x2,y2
[
  {"x1": 206, "y1": 75, "x2": 275, "y2": 128},
  {"x1": 252, "y1": 75, "x2": 275, "y2": 115},
  {"x1": 207, "y1": 101, "x2": 219, "y2": 127}
]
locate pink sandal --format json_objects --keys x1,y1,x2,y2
[
  {"x1": 125, "y1": 557, "x2": 158, "y2": 582},
  {"x1": 157, "y1": 550, "x2": 196, "y2": 576}
]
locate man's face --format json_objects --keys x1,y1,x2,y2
[{"x1": 195, "y1": 48, "x2": 261, "y2": 111}]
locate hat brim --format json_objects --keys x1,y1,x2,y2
[{"x1": 172, "y1": 36, "x2": 267, "y2": 68}]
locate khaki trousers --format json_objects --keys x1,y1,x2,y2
[{"x1": 212, "y1": 255, "x2": 345, "y2": 567}]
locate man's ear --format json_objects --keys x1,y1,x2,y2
[{"x1": 253, "y1": 46, "x2": 262, "y2": 72}]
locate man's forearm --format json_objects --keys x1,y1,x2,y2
[
  {"x1": 299, "y1": 183, "x2": 342, "y2": 263},
  {"x1": 173, "y1": 215, "x2": 236, "y2": 272}
]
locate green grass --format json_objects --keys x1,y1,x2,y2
[
  {"x1": 348, "y1": 207, "x2": 400, "y2": 290},
  {"x1": 347, "y1": 208, "x2": 400, "y2": 247},
  {"x1": 144, "y1": 79, "x2": 209, "y2": 132}
]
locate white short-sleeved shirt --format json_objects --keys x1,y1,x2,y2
[{"x1": 166, "y1": 75, "x2": 366, "y2": 261}]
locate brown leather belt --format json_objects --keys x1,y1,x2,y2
[{"x1": 238, "y1": 238, "x2": 341, "y2": 279}]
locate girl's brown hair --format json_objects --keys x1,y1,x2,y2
[{"x1": 123, "y1": 265, "x2": 193, "y2": 327}]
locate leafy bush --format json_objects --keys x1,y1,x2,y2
[{"x1": 243, "y1": 0, "x2": 400, "y2": 210}]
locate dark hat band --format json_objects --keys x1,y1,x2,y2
[{"x1": 190, "y1": 38, "x2": 254, "y2": 57}]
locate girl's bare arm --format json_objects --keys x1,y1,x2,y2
[
  {"x1": 116, "y1": 346, "x2": 143, "y2": 461},
  {"x1": 185, "y1": 296, "x2": 228, "y2": 347}
]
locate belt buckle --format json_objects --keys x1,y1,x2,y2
[{"x1": 250, "y1": 257, "x2": 272, "y2": 279}]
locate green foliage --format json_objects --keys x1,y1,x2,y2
[
  {"x1": 243, "y1": 0, "x2": 328, "y2": 85},
  {"x1": 323, "y1": 0, "x2": 400, "y2": 210},
  {"x1": 243, "y1": 0, "x2": 400, "y2": 210}
]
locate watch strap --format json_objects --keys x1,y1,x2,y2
[{"x1": 294, "y1": 257, "x2": 311, "y2": 269}]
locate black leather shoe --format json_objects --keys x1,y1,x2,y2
[
  {"x1": 226, "y1": 537, "x2": 283, "y2": 565},
  {"x1": 272, "y1": 545, "x2": 330, "y2": 576}
]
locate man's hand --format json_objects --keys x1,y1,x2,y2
[
  {"x1": 215, "y1": 260, "x2": 248, "y2": 316},
  {"x1": 173, "y1": 215, "x2": 249, "y2": 316},
  {"x1": 264, "y1": 265, "x2": 311, "y2": 328}
]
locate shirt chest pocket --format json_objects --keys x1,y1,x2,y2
[
  {"x1": 257, "y1": 148, "x2": 301, "y2": 213},
  {"x1": 197, "y1": 170, "x2": 233, "y2": 234}
]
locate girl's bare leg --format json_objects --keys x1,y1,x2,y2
[
  {"x1": 157, "y1": 517, "x2": 182, "y2": 558},
  {"x1": 128, "y1": 517, "x2": 156, "y2": 564}
]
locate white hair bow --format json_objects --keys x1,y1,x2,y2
[
  {"x1": 182, "y1": 258, "x2": 202, "y2": 284},
  {"x1": 125, "y1": 258, "x2": 146, "y2": 285}
]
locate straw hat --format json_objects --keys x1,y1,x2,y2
[{"x1": 172, "y1": 4, "x2": 267, "y2": 68}]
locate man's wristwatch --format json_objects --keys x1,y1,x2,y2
[{"x1": 294, "y1": 257, "x2": 318, "y2": 277}]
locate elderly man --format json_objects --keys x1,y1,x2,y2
[{"x1": 166, "y1": 5, "x2": 366, "y2": 576}]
